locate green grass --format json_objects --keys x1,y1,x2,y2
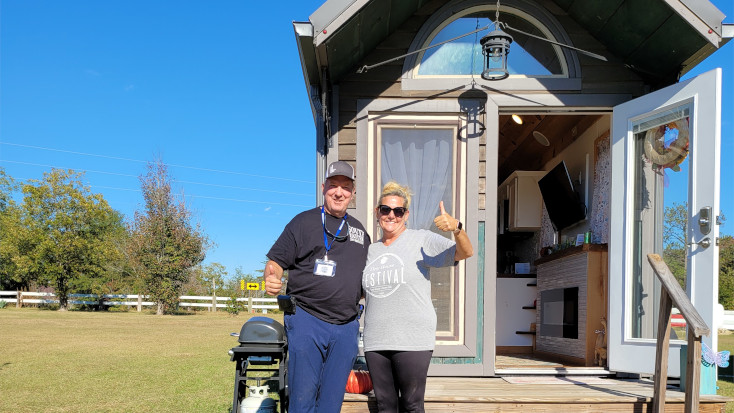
[
  {"x1": 0, "y1": 307, "x2": 283, "y2": 412},
  {"x1": 3, "y1": 308, "x2": 732, "y2": 412},
  {"x1": 719, "y1": 331, "x2": 734, "y2": 412}
]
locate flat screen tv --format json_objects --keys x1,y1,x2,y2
[{"x1": 538, "y1": 161, "x2": 586, "y2": 231}]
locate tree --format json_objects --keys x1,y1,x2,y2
[
  {"x1": 719, "y1": 235, "x2": 734, "y2": 309},
  {"x1": 16, "y1": 169, "x2": 124, "y2": 310},
  {"x1": 183, "y1": 262, "x2": 228, "y2": 297},
  {"x1": 0, "y1": 169, "x2": 28, "y2": 290},
  {"x1": 663, "y1": 202, "x2": 734, "y2": 307},
  {"x1": 663, "y1": 202, "x2": 688, "y2": 288},
  {"x1": 663, "y1": 202, "x2": 688, "y2": 249},
  {"x1": 129, "y1": 160, "x2": 208, "y2": 315}
]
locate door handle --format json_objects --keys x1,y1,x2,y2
[{"x1": 688, "y1": 237, "x2": 711, "y2": 249}]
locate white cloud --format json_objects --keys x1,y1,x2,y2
[{"x1": 264, "y1": 207, "x2": 272, "y2": 212}]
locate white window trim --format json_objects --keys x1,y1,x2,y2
[
  {"x1": 356, "y1": 98, "x2": 482, "y2": 357},
  {"x1": 401, "y1": 0, "x2": 582, "y2": 92}
]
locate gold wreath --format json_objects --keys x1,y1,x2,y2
[{"x1": 643, "y1": 119, "x2": 689, "y2": 170}]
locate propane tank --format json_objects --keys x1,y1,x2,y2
[{"x1": 239, "y1": 385, "x2": 277, "y2": 413}]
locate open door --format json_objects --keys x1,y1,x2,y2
[{"x1": 608, "y1": 69, "x2": 722, "y2": 376}]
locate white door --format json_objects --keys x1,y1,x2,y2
[{"x1": 608, "y1": 69, "x2": 721, "y2": 375}]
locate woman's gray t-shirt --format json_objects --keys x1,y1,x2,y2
[{"x1": 361, "y1": 229, "x2": 456, "y2": 352}]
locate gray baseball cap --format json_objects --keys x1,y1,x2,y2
[{"x1": 325, "y1": 161, "x2": 355, "y2": 181}]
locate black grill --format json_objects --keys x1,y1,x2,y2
[{"x1": 229, "y1": 317, "x2": 288, "y2": 412}]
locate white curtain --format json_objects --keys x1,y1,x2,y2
[{"x1": 380, "y1": 128, "x2": 454, "y2": 230}]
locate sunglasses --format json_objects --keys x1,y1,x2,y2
[
  {"x1": 325, "y1": 222, "x2": 350, "y2": 242},
  {"x1": 377, "y1": 205, "x2": 407, "y2": 218}
]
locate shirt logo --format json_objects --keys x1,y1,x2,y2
[
  {"x1": 349, "y1": 226, "x2": 365, "y2": 245},
  {"x1": 363, "y1": 253, "x2": 406, "y2": 298}
]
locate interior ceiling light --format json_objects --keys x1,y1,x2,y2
[
  {"x1": 533, "y1": 131, "x2": 550, "y2": 146},
  {"x1": 511, "y1": 114, "x2": 523, "y2": 124}
]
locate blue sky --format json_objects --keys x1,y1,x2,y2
[{"x1": 1, "y1": 1, "x2": 732, "y2": 279}]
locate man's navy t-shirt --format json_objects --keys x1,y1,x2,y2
[{"x1": 267, "y1": 207, "x2": 370, "y2": 324}]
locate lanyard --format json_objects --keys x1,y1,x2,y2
[{"x1": 322, "y1": 206, "x2": 347, "y2": 257}]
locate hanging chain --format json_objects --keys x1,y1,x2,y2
[
  {"x1": 495, "y1": 0, "x2": 501, "y2": 26},
  {"x1": 470, "y1": 17, "x2": 480, "y2": 86}
]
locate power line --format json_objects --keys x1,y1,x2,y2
[
  {"x1": 0, "y1": 159, "x2": 312, "y2": 196},
  {"x1": 172, "y1": 179, "x2": 311, "y2": 197},
  {"x1": 4, "y1": 168, "x2": 313, "y2": 209},
  {"x1": 94, "y1": 185, "x2": 311, "y2": 208},
  {"x1": 0, "y1": 141, "x2": 316, "y2": 184},
  {"x1": 1, "y1": 159, "x2": 138, "y2": 178}
]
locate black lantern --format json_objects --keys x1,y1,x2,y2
[{"x1": 480, "y1": 28, "x2": 513, "y2": 80}]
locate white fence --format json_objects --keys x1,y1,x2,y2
[
  {"x1": 0, "y1": 291, "x2": 277, "y2": 313},
  {"x1": 723, "y1": 310, "x2": 734, "y2": 330},
  {"x1": 670, "y1": 308, "x2": 734, "y2": 330}
]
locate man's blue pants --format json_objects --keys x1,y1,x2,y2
[{"x1": 285, "y1": 308, "x2": 359, "y2": 413}]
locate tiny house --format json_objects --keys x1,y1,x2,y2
[{"x1": 293, "y1": 0, "x2": 731, "y2": 379}]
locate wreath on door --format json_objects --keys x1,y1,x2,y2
[{"x1": 643, "y1": 119, "x2": 689, "y2": 172}]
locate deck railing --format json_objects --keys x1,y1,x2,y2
[{"x1": 647, "y1": 253, "x2": 711, "y2": 413}]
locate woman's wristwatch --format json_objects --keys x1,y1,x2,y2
[{"x1": 453, "y1": 221, "x2": 463, "y2": 235}]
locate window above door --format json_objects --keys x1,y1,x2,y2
[{"x1": 401, "y1": 0, "x2": 582, "y2": 91}]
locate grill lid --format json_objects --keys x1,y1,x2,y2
[{"x1": 238, "y1": 316, "x2": 285, "y2": 345}]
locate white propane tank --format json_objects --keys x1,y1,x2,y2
[{"x1": 239, "y1": 385, "x2": 277, "y2": 413}]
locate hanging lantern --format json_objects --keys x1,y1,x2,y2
[{"x1": 480, "y1": 28, "x2": 513, "y2": 80}]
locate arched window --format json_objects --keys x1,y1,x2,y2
[
  {"x1": 402, "y1": 0, "x2": 580, "y2": 90},
  {"x1": 418, "y1": 8, "x2": 563, "y2": 77}
]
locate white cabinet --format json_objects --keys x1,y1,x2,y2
[{"x1": 498, "y1": 171, "x2": 545, "y2": 232}]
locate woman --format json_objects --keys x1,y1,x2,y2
[{"x1": 361, "y1": 181, "x2": 473, "y2": 413}]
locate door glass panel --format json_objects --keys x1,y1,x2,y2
[
  {"x1": 630, "y1": 105, "x2": 691, "y2": 339},
  {"x1": 379, "y1": 126, "x2": 459, "y2": 339}
]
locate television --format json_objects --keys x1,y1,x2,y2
[{"x1": 538, "y1": 161, "x2": 586, "y2": 231}]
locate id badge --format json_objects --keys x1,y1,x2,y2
[{"x1": 314, "y1": 259, "x2": 336, "y2": 277}]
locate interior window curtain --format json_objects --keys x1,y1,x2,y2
[{"x1": 381, "y1": 128, "x2": 454, "y2": 230}]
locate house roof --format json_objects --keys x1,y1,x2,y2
[{"x1": 294, "y1": 0, "x2": 731, "y2": 95}]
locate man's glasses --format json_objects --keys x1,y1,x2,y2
[{"x1": 378, "y1": 205, "x2": 407, "y2": 218}]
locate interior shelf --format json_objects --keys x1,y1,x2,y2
[{"x1": 515, "y1": 330, "x2": 536, "y2": 335}]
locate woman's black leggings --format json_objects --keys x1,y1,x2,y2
[{"x1": 364, "y1": 350, "x2": 433, "y2": 413}]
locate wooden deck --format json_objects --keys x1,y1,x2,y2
[{"x1": 341, "y1": 377, "x2": 731, "y2": 412}]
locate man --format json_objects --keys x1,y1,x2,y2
[{"x1": 264, "y1": 161, "x2": 370, "y2": 413}]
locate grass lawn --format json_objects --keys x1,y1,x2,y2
[
  {"x1": 719, "y1": 331, "x2": 734, "y2": 412},
  {"x1": 0, "y1": 307, "x2": 282, "y2": 412},
  {"x1": 3, "y1": 307, "x2": 733, "y2": 412}
]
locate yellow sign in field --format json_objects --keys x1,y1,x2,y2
[{"x1": 246, "y1": 282, "x2": 260, "y2": 291}]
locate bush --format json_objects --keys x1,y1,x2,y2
[
  {"x1": 225, "y1": 296, "x2": 245, "y2": 316},
  {"x1": 0, "y1": 300, "x2": 7, "y2": 309}
]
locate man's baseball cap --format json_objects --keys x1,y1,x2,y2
[{"x1": 325, "y1": 161, "x2": 355, "y2": 181}]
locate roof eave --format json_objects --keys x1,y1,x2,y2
[
  {"x1": 310, "y1": 0, "x2": 370, "y2": 47},
  {"x1": 293, "y1": 21, "x2": 319, "y2": 124},
  {"x1": 664, "y1": 0, "x2": 727, "y2": 45}
]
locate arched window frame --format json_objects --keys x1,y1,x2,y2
[{"x1": 401, "y1": 0, "x2": 582, "y2": 91}]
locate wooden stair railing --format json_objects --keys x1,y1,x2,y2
[{"x1": 647, "y1": 254, "x2": 711, "y2": 413}]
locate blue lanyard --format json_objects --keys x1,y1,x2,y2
[{"x1": 322, "y1": 206, "x2": 347, "y2": 256}]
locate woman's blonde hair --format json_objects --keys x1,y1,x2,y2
[{"x1": 378, "y1": 181, "x2": 412, "y2": 210}]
